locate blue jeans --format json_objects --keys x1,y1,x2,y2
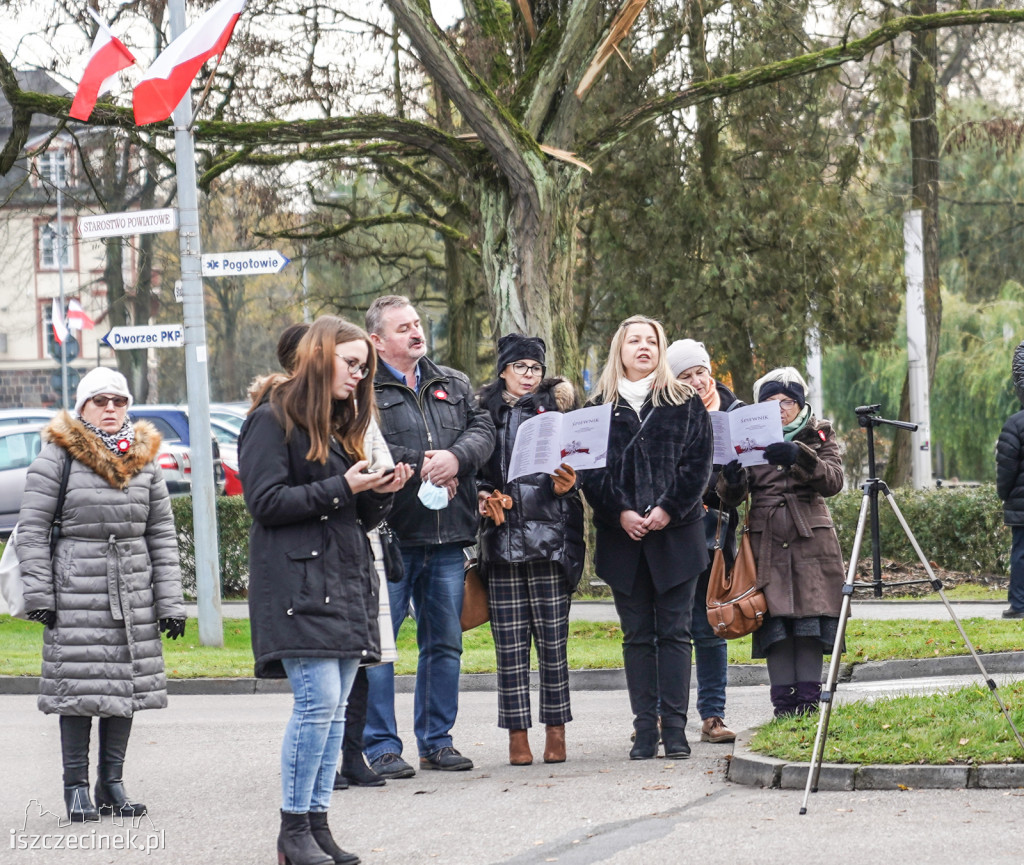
[
  {"x1": 691, "y1": 564, "x2": 728, "y2": 719},
  {"x1": 1011, "y1": 526, "x2": 1024, "y2": 612},
  {"x1": 280, "y1": 657, "x2": 360, "y2": 813},
  {"x1": 364, "y1": 543, "x2": 465, "y2": 759}
]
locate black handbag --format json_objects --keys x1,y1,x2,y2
[{"x1": 377, "y1": 520, "x2": 405, "y2": 583}]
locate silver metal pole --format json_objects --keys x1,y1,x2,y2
[
  {"x1": 169, "y1": 0, "x2": 223, "y2": 646},
  {"x1": 56, "y1": 186, "x2": 69, "y2": 409}
]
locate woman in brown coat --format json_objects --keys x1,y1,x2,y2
[{"x1": 717, "y1": 367, "x2": 844, "y2": 717}]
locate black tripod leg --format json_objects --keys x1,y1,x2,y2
[
  {"x1": 881, "y1": 490, "x2": 1024, "y2": 752},
  {"x1": 800, "y1": 488, "x2": 871, "y2": 815}
]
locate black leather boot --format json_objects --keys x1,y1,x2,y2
[
  {"x1": 338, "y1": 669, "x2": 384, "y2": 787},
  {"x1": 60, "y1": 716, "x2": 99, "y2": 822},
  {"x1": 629, "y1": 729, "x2": 659, "y2": 760},
  {"x1": 95, "y1": 716, "x2": 147, "y2": 817},
  {"x1": 308, "y1": 811, "x2": 360, "y2": 865},
  {"x1": 277, "y1": 811, "x2": 333, "y2": 865}
]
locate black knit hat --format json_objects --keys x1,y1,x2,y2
[
  {"x1": 497, "y1": 333, "x2": 546, "y2": 374},
  {"x1": 757, "y1": 379, "x2": 806, "y2": 409}
]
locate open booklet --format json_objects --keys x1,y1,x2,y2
[
  {"x1": 507, "y1": 402, "x2": 613, "y2": 482},
  {"x1": 709, "y1": 403, "x2": 784, "y2": 466}
]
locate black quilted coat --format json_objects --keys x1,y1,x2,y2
[{"x1": 475, "y1": 377, "x2": 586, "y2": 590}]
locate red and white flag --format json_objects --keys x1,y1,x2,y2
[
  {"x1": 133, "y1": 0, "x2": 246, "y2": 126},
  {"x1": 68, "y1": 299, "x2": 96, "y2": 331},
  {"x1": 68, "y1": 10, "x2": 136, "y2": 122},
  {"x1": 51, "y1": 299, "x2": 69, "y2": 346}
]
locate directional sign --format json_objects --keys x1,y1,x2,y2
[
  {"x1": 102, "y1": 325, "x2": 184, "y2": 350},
  {"x1": 201, "y1": 250, "x2": 290, "y2": 277},
  {"x1": 78, "y1": 208, "x2": 178, "y2": 239}
]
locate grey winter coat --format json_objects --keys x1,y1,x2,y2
[{"x1": 17, "y1": 412, "x2": 185, "y2": 717}]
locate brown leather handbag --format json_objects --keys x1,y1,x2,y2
[
  {"x1": 460, "y1": 558, "x2": 490, "y2": 631},
  {"x1": 706, "y1": 498, "x2": 767, "y2": 639}
]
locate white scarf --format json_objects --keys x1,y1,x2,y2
[{"x1": 617, "y1": 373, "x2": 655, "y2": 414}]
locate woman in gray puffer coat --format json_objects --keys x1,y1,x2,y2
[{"x1": 17, "y1": 367, "x2": 185, "y2": 823}]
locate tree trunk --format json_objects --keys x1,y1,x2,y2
[
  {"x1": 887, "y1": 0, "x2": 941, "y2": 487},
  {"x1": 479, "y1": 168, "x2": 584, "y2": 386},
  {"x1": 442, "y1": 236, "x2": 482, "y2": 381}
]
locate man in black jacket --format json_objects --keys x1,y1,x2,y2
[
  {"x1": 363, "y1": 296, "x2": 496, "y2": 777},
  {"x1": 996, "y1": 340, "x2": 1024, "y2": 619}
]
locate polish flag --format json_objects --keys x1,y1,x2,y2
[
  {"x1": 132, "y1": 0, "x2": 246, "y2": 126},
  {"x1": 68, "y1": 10, "x2": 136, "y2": 122},
  {"x1": 68, "y1": 299, "x2": 96, "y2": 331},
  {"x1": 51, "y1": 299, "x2": 69, "y2": 346}
]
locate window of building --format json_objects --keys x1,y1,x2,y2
[
  {"x1": 38, "y1": 221, "x2": 73, "y2": 270},
  {"x1": 35, "y1": 148, "x2": 72, "y2": 188}
]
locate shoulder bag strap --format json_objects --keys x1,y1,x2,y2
[{"x1": 49, "y1": 454, "x2": 73, "y2": 558}]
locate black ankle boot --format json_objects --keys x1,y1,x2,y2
[
  {"x1": 96, "y1": 716, "x2": 147, "y2": 817},
  {"x1": 661, "y1": 727, "x2": 691, "y2": 759},
  {"x1": 308, "y1": 811, "x2": 360, "y2": 865},
  {"x1": 63, "y1": 785, "x2": 100, "y2": 823},
  {"x1": 60, "y1": 716, "x2": 99, "y2": 822},
  {"x1": 278, "y1": 811, "x2": 334, "y2": 865},
  {"x1": 629, "y1": 729, "x2": 659, "y2": 760},
  {"x1": 770, "y1": 684, "x2": 799, "y2": 718},
  {"x1": 340, "y1": 750, "x2": 385, "y2": 788}
]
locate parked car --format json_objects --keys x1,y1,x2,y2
[
  {"x1": 209, "y1": 419, "x2": 243, "y2": 496},
  {"x1": 0, "y1": 424, "x2": 45, "y2": 536},
  {"x1": 0, "y1": 408, "x2": 56, "y2": 428},
  {"x1": 209, "y1": 403, "x2": 248, "y2": 434},
  {"x1": 128, "y1": 405, "x2": 225, "y2": 494}
]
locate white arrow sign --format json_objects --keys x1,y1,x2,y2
[
  {"x1": 201, "y1": 250, "x2": 291, "y2": 277},
  {"x1": 78, "y1": 208, "x2": 178, "y2": 239},
  {"x1": 102, "y1": 325, "x2": 184, "y2": 350}
]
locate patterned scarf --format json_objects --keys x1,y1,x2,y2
[{"x1": 81, "y1": 417, "x2": 135, "y2": 456}]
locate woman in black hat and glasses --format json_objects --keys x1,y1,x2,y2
[{"x1": 475, "y1": 334, "x2": 585, "y2": 766}]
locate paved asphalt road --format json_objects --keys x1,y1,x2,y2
[{"x1": 3, "y1": 668, "x2": 1023, "y2": 865}]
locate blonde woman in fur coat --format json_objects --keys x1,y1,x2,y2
[{"x1": 17, "y1": 367, "x2": 186, "y2": 823}]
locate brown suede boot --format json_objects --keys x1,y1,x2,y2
[
  {"x1": 543, "y1": 725, "x2": 566, "y2": 764},
  {"x1": 509, "y1": 729, "x2": 533, "y2": 765}
]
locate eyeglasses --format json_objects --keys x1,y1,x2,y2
[
  {"x1": 90, "y1": 395, "x2": 129, "y2": 408},
  {"x1": 511, "y1": 362, "x2": 545, "y2": 376},
  {"x1": 336, "y1": 354, "x2": 370, "y2": 379},
  {"x1": 777, "y1": 399, "x2": 798, "y2": 410}
]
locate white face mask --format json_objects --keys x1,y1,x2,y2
[{"x1": 417, "y1": 478, "x2": 449, "y2": 510}]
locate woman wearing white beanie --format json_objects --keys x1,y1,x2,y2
[
  {"x1": 665, "y1": 339, "x2": 743, "y2": 744},
  {"x1": 17, "y1": 366, "x2": 185, "y2": 822}
]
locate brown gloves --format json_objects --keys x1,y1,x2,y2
[
  {"x1": 483, "y1": 490, "x2": 514, "y2": 525},
  {"x1": 551, "y1": 463, "x2": 576, "y2": 496}
]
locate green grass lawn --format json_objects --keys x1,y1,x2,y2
[
  {"x1": 750, "y1": 680, "x2": 1024, "y2": 764},
  {"x1": 3, "y1": 614, "x2": 1023, "y2": 678}
]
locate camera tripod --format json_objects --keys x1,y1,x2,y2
[{"x1": 800, "y1": 405, "x2": 1024, "y2": 814}]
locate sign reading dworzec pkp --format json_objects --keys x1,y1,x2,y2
[{"x1": 102, "y1": 325, "x2": 184, "y2": 350}]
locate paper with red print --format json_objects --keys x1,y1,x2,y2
[
  {"x1": 507, "y1": 402, "x2": 612, "y2": 481},
  {"x1": 709, "y1": 403, "x2": 784, "y2": 467}
]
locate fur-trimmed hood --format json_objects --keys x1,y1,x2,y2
[
  {"x1": 477, "y1": 376, "x2": 577, "y2": 420},
  {"x1": 43, "y1": 411, "x2": 163, "y2": 489}
]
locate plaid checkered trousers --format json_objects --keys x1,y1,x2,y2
[{"x1": 487, "y1": 561, "x2": 573, "y2": 729}]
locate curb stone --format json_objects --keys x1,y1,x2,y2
[{"x1": 728, "y1": 729, "x2": 1024, "y2": 790}]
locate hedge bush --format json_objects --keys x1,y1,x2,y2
[
  {"x1": 167, "y1": 484, "x2": 1011, "y2": 601},
  {"x1": 830, "y1": 483, "x2": 1009, "y2": 576},
  {"x1": 171, "y1": 495, "x2": 251, "y2": 599}
]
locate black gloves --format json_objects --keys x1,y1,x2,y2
[
  {"x1": 765, "y1": 441, "x2": 800, "y2": 467},
  {"x1": 159, "y1": 617, "x2": 186, "y2": 640},
  {"x1": 27, "y1": 609, "x2": 56, "y2": 629},
  {"x1": 721, "y1": 460, "x2": 744, "y2": 485}
]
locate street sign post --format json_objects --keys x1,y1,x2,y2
[
  {"x1": 78, "y1": 208, "x2": 178, "y2": 239},
  {"x1": 101, "y1": 325, "x2": 184, "y2": 350},
  {"x1": 200, "y1": 250, "x2": 290, "y2": 277}
]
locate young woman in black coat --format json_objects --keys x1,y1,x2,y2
[
  {"x1": 581, "y1": 316, "x2": 714, "y2": 760},
  {"x1": 239, "y1": 315, "x2": 412, "y2": 865},
  {"x1": 476, "y1": 334, "x2": 585, "y2": 766}
]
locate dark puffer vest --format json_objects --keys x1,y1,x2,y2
[{"x1": 475, "y1": 377, "x2": 586, "y2": 591}]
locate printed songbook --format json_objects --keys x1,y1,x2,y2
[
  {"x1": 709, "y1": 403, "x2": 784, "y2": 466},
  {"x1": 507, "y1": 402, "x2": 613, "y2": 481}
]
